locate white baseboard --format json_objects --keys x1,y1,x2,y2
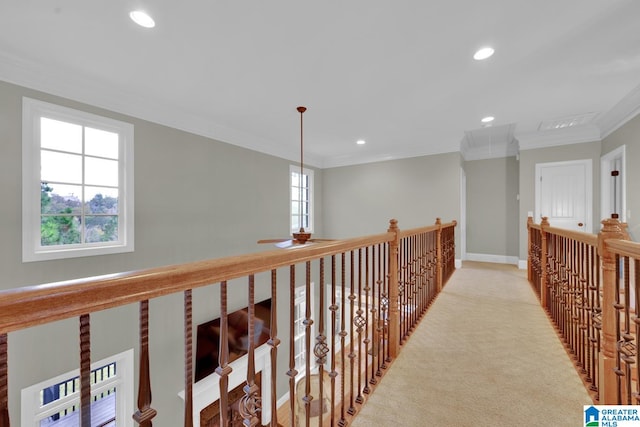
[
  {"x1": 517, "y1": 259, "x2": 528, "y2": 270},
  {"x1": 465, "y1": 253, "x2": 519, "y2": 265},
  {"x1": 455, "y1": 259, "x2": 462, "y2": 268}
]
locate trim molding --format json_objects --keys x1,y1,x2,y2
[
  {"x1": 465, "y1": 253, "x2": 519, "y2": 265},
  {"x1": 597, "y1": 82, "x2": 640, "y2": 139},
  {"x1": 516, "y1": 124, "x2": 601, "y2": 151},
  {"x1": 518, "y1": 259, "x2": 528, "y2": 270}
]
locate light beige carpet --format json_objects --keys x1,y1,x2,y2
[{"x1": 351, "y1": 261, "x2": 592, "y2": 427}]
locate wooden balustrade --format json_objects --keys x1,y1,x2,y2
[
  {"x1": 527, "y1": 215, "x2": 640, "y2": 404},
  {"x1": 0, "y1": 218, "x2": 456, "y2": 427}
]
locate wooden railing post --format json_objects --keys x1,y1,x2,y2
[
  {"x1": 387, "y1": 219, "x2": 400, "y2": 359},
  {"x1": 540, "y1": 217, "x2": 550, "y2": 308},
  {"x1": 598, "y1": 217, "x2": 626, "y2": 404},
  {"x1": 435, "y1": 218, "x2": 443, "y2": 293}
]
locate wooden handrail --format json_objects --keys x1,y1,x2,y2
[
  {"x1": 603, "y1": 238, "x2": 640, "y2": 259},
  {"x1": 0, "y1": 219, "x2": 458, "y2": 427},
  {"x1": 0, "y1": 233, "x2": 396, "y2": 334},
  {"x1": 527, "y1": 215, "x2": 640, "y2": 405},
  {"x1": 396, "y1": 220, "x2": 457, "y2": 239}
]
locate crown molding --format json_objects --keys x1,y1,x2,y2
[
  {"x1": 595, "y1": 82, "x2": 640, "y2": 139},
  {"x1": 460, "y1": 123, "x2": 518, "y2": 161},
  {"x1": 516, "y1": 124, "x2": 601, "y2": 151},
  {"x1": 0, "y1": 51, "x2": 322, "y2": 168}
]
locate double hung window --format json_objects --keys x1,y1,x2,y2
[
  {"x1": 290, "y1": 165, "x2": 313, "y2": 233},
  {"x1": 22, "y1": 98, "x2": 134, "y2": 261}
]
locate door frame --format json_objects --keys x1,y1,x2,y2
[
  {"x1": 600, "y1": 145, "x2": 626, "y2": 223},
  {"x1": 535, "y1": 159, "x2": 593, "y2": 233}
]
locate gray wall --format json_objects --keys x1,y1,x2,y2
[
  {"x1": 465, "y1": 156, "x2": 519, "y2": 259},
  {"x1": 518, "y1": 141, "x2": 602, "y2": 260},
  {"x1": 602, "y1": 114, "x2": 640, "y2": 239},
  {"x1": 0, "y1": 80, "x2": 322, "y2": 426},
  {"x1": 322, "y1": 152, "x2": 461, "y2": 257}
]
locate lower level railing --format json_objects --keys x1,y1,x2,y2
[
  {"x1": 528, "y1": 216, "x2": 640, "y2": 404},
  {"x1": 0, "y1": 218, "x2": 456, "y2": 427}
]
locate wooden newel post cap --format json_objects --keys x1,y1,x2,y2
[
  {"x1": 388, "y1": 219, "x2": 398, "y2": 232},
  {"x1": 598, "y1": 218, "x2": 625, "y2": 259},
  {"x1": 540, "y1": 216, "x2": 550, "y2": 227},
  {"x1": 435, "y1": 218, "x2": 441, "y2": 226}
]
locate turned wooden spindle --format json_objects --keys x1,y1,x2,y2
[
  {"x1": 133, "y1": 300, "x2": 157, "y2": 427},
  {"x1": 216, "y1": 282, "x2": 231, "y2": 427},
  {"x1": 387, "y1": 219, "x2": 400, "y2": 359},
  {"x1": 183, "y1": 290, "x2": 193, "y2": 427},
  {"x1": 268, "y1": 269, "x2": 280, "y2": 427},
  {"x1": 79, "y1": 314, "x2": 91, "y2": 427},
  {"x1": 1, "y1": 334, "x2": 9, "y2": 427}
]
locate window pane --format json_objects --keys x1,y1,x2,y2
[
  {"x1": 41, "y1": 183, "x2": 82, "y2": 215},
  {"x1": 85, "y1": 216, "x2": 118, "y2": 243},
  {"x1": 85, "y1": 187, "x2": 119, "y2": 214},
  {"x1": 40, "y1": 117, "x2": 82, "y2": 153},
  {"x1": 291, "y1": 172, "x2": 300, "y2": 186},
  {"x1": 291, "y1": 202, "x2": 299, "y2": 215},
  {"x1": 40, "y1": 215, "x2": 81, "y2": 246},
  {"x1": 85, "y1": 157, "x2": 118, "y2": 186},
  {"x1": 85, "y1": 127, "x2": 119, "y2": 159},
  {"x1": 41, "y1": 150, "x2": 82, "y2": 184}
]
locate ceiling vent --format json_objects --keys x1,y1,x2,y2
[{"x1": 538, "y1": 112, "x2": 599, "y2": 131}]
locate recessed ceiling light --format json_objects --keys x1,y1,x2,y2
[
  {"x1": 356, "y1": 139, "x2": 366, "y2": 145},
  {"x1": 130, "y1": 10, "x2": 155, "y2": 28},
  {"x1": 481, "y1": 116, "x2": 495, "y2": 123},
  {"x1": 473, "y1": 47, "x2": 494, "y2": 60}
]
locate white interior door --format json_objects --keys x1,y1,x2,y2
[{"x1": 535, "y1": 160, "x2": 592, "y2": 232}]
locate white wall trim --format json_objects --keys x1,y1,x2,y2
[
  {"x1": 518, "y1": 259, "x2": 528, "y2": 270},
  {"x1": 465, "y1": 253, "x2": 519, "y2": 265},
  {"x1": 597, "y1": 82, "x2": 640, "y2": 139},
  {"x1": 600, "y1": 145, "x2": 626, "y2": 222},
  {"x1": 459, "y1": 167, "x2": 467, "y2": 261}
]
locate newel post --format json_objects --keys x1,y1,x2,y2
[
  {"x1": 435, "y1": 218, "x2": 443, "y2": 293},
  {"x1": 598, "y1": 218, "x2": 626, "y2": 404},
  {"x1": 540, "y1": 217, "x2": 550, "y2": 308},
  {"x1": 387, "y1": 219, "x2": 400, "y2": 359}
]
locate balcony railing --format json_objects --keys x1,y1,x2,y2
[
  {"x1": 0, "y1": 218, "x2": 456, "y2": 427},
  {"x1": 527, "y1": 216, "x2": 640, "y2": 404}
]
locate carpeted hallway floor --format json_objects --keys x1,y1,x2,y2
[{"x1": 350, "y1": 261, "x2": 593, "y2": 427}]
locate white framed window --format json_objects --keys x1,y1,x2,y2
[
  {"x1": 290, "y1": 165, "x2": 314, "y2": 233},
  {"x1": 22, "y1": 97, "x2": 134, "y2": 262},
  {"x1": 21, "y1": 349, "x2": 134, "y2": 427}
]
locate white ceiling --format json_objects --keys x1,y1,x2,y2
[{"x1": 1, "y1": 1, "x2": 639, "y2": 168}]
